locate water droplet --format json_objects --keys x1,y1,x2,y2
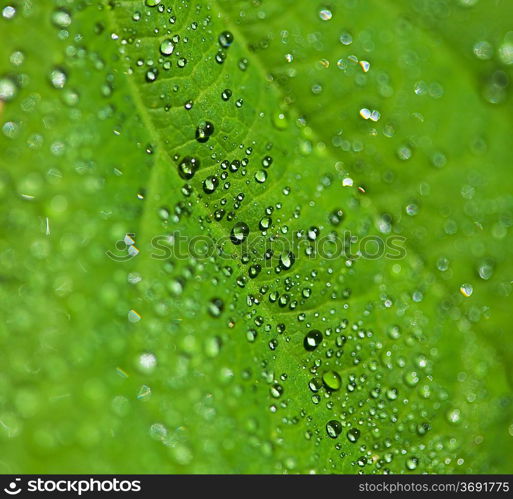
[
  {"x1": 304, "y1": 329, "x2": 323, "y2": 351},
  {"x1": 259, "y1": 217, "x2": 272, "y2": 231},
  {"x1": 262, "y1": 156, "x2": 273, "y2": 168},
  {"x1": 238, "y1": 58, "x2": 249, "y2": 71},
  {"x1": 160, "y1": 39, "x2": 175, "y2": 56},
  {"x1": 138, "y1": 352, "x2": 157, "y2": 372},
  {"x1": 319, "y1": 9, "x2": 333, "y2": 21},
  {"x1": 203, "y1": 175, "x2": 219, "y2": 194},
  {"x1": 2, "y1": 5, "x2": 16, "y2": 19},
  {"x1": 326, "y1": 420, "x2": 342, "y2": 438},
  {"x1": 387, "y1": 325, "x2": 401, "y2": 340},
  {"x1": 254, "y1": 170, "x2": 267, "y2": 183},
  {"x1": 347, "y1": 427, "x2": 361, "y2": 443},
  {"x1": 322, "y1": 370, "x2": 341, "y2": 391},
  {"x1": 168, "y1": 278, "x2": 185, "y2": 296},
  {"x1": 221, "y1": 88, "x2": 232, "y2": 101},
  {"x1": 145, "y1": 68, "x2": 158, "y2": 82},
  {"x1": 208, "y1": 298, "x2": 224, "y2": 317},
  {"x1": 218, "y1": 31, "x2": 234, "y2": 48},
  {"x1": 279, "y1": 251, "x2": 295, "y2": 270},
  {"x1": 459, "y1": 283, "x2": 473, "y2": 297},
  {"x1": 248, "y1": 264, "x2": 261, "y2": 279},
  {"x1": 339, "y1": 32, "x2": 353, "y2": 45},
  {"x1": 273, "y1": 111, "x2": 289, "y2": 130},
  {"x1": 230, "y1": 222, "x2": 249, "y2": 245},
  {"x1": 50, "y1": 68, "x2": 67, "y2": 89},
  {"x1": 473, "y1": 40, "x2": 493, "y2": 60},
  {"x1": 270, "y1": 384, "x2": 283, "y2": 398},
  {"x1": 328, "y1": 208, "x2": 344, "y2": 226},
  {"x1": 128, "y1": 309, "x2": 141, "y2": 323},
  {"x1": 477, "y1": 261, "x2": 494, "y2": 280},
  {"x1": 215, "y1": 51, "x2": 226, "y2": 64},
  {"x1": 404, "y1": 371, "x2": 420, "y2": 387},
  {"x1": 397, "y1": 145, "x2": 413, "y2": 161},
  {"x1": 307, "y1": 226, "x2": 319, "y2": 241},
  {"x1": 51, "y1": 8, "x2": 72, "y2": 28},
  {"x1": 447, "y1": 408, "x2": 461, "y2": 424},
  {"x1": 177, "y1": 156, "x2": 200, "y2": 180},
  {"x1": 386, "y1": 387, "x2": 398, "y2": 400},
  {"x1": 195, "y1": 121, "x2": 214, "y2": 143},
  {"x1": 359, "y1": 60, "x2": 370, "y2": 72},
  {"x1": 406, "y1": 457, "x2": 419, "y2": 470},
  {"x1": 499, "y1": 42, "x2": 513, "y2": 65},
  {"x1": 0, "y1": 77, "x2": 17, "y2": 101}
]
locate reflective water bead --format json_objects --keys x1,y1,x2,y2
[
  {"x1": 160, "y1": 39, "x2": 175, "y2": 56},
  {"x1": 303, "y1": 329, "x2": 323, "y2": 351},
  {"x1": 218, "y1": 31, "x2": 234, "y2": 48},
  {"x1": 326, "y1": 420, "x2": 342, "y2": 438},
  {"x1": 230, "y1": 222, "x2": 249, "y2": 245}
]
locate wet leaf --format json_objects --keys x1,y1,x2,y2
[{"x1": 0, "y1": 0, "x2": 512, "y2": 473}]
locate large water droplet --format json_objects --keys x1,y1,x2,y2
[
  {"x1": 322, "y1": 370, "x2": 341, "y2": 391},
  {"x1": 303, "y1": 329, "x2": 323, "y2": 351},
  {"x1": 326, "y1": 420, "x2": 342, "y2": 438},
  {"x1": 230, "y1": 222, "x2": 249, "y2": 245},
  {"x1": 160, "y1": 39, "x2": 175, "y2": 56},
  {"x1": 218, "y1": 31, "x2": 234, "y2": 48},
  {"x1": 178, "y1": 157, "x2": 200, "y2": 180}
]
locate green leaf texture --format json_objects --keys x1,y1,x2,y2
[{"x1": 0, "y1": 0, "x2": 512, "y2": 473}]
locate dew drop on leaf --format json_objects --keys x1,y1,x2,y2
[
  {"x1": 159, "y1": 39, "x2": 175, "y2": 56},
  {"x1": 347, "y1": 427, "x2": 361, "y2": 443},
  {"x1": 195, "y1": 121, "x2": 214, "y2": 143},
  {"x1": 326, "y1": 420, "x2": 342, "y2": 438},
  {"x1": 177, "y1": 156, "x2": 200, "y2": 180},
  {"x1": 221, "y1": 88, "x2": 232, "y2": 101},
  {"x1": 322, "y1": 370, "x2": 341, "y2": 391},
  {"x1": 0, "y1": 77, "x2": 17, "y2": 101},
  {"x1": 218, "y1": 31, "x2": 234, "y2": 48},
  {"x1": 230, "y1": 222, "x2": 249, "y2": 245},
  {"x1": 304, "y1": 329, "x2": 323, "y2": 351},
  {"x1": 208, "y1": 298, "x2": 224, "y2": 318},
  {"x1": 51, "y1": 8, "x2": 72, "y2": 28}
]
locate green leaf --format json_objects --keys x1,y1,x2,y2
[{"x1": 1, "y1": 0, "x2": 511, "y2": 473}]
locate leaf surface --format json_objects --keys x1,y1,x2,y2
[{"x1": 0, "y1": 0, "x2": 511, "y2": 473}]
